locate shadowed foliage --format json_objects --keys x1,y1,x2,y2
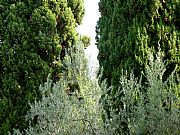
[
  {"x1": 96, "y1": 0, "x2": 180, "y2": 133},
  {"x1": 0, "y1": 0, "x2": 84, "y2": 134}
]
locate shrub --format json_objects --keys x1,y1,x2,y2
[
  {"x1": 102, "y1": 51, "x2": 180, "y2": 135},
  {"x1": 12, "y1": 45, "x2": 180, "y2": 135},
  {"x1": 11, "y1": 43, "x2": 105, "y2": 135},
  {"x1": 96, "y1": 1, "x2": 180, "y2": 128}
]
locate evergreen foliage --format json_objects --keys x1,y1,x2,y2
[
  {"x1": 11, "y1": 43, "x2": 180, "y2": 135},
  {"x1": 97, "y1": 0, "x2": 180, "y2": 89},
  {"x1": 0, "y1": 0, "x2": 84, "y2": 134},
  {"x1": 96, "y1": 0, "x2": 180, "y2": 131},
  {"x1": 11, "y1": 42, "x2": 104, "y2": 135},
  {"x1": 101, "y1": 51, "x2": 180, "y2": 134}
]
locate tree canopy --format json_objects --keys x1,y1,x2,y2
[
  {"x1": 96, "y1": 0, "x2": 180, "y2": 133},
  {"x1": 0, "y1": 0, "x2": 84, "y2": 134},
  {"x1": 97, "y1": 0, "x2": 180, "y2": 94}
]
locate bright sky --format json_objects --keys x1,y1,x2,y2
[
  {"x1": 77, "y1": 0, "x2": 100, "y2": 45},
  {"x1": 77, "y1": 0, "x2": 100, "y2": 78}
]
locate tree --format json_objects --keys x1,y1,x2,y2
[
  {"x1": 0, "y1": 0, "x2": 84, "y2": 134},
  {"x1": 96, "y1": 0, "x2": 180, "y2": 133},
  {"x1": 11, "y1": 42, "x2": 105, "y2": 135},
  {"x1": 101, "y1": 51, "x2": 180, "y2": 135},
  {"x1": 11, "y1": 44, "x2": 180, "y2": 135}
]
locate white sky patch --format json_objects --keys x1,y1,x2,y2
[
  {"x1": 77, "y1": 0, "x2": 100, "y2": 45},
  {"x1": 77, "y1": 0, "x2": 100, "y2": 78}
]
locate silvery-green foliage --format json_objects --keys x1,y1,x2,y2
[
  {"x1": 11, "y1": 43, "x2": 105, "y2": 135},
  {"x1": 11, "y1": 44, "x2": 179, "y2": 135},
  {"x1": 102, "y1": 51, "x2": 180, "y2": 135},
  {"x1": 129, "y1": 51, "x2": 180, "y2": 135}
]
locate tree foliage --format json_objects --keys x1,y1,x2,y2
[
  {"x1": 97, "y1": 0, "x2": 180, "y2": 87},
  {"x1": 11, "y1": 44, "x2": 180, "y2": 135},
  {"x1": 0, "y1": 0, "x2": 84, "y2": 134},
  {"x1": 101, "y1": 51, "x2": 180, "y2": 135},
  {"x1": 96, "y1": 0, "x2": 180, "y2": 132},
  {"x1": 11, "y1": 42, "x2": 104, "y2": 135},
  {"x1": 80, "y1": 35, "x2": 91, "y2": 48}
]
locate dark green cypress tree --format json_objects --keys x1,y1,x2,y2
[
  {"x1": 0, "y1": 0, "x2": 84, "y2": 134},
  {"x1": 97, "y1": 0, "x2": 180, "y2": 133}
]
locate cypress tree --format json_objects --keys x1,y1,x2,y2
[
  {"x1": 97, "y1": 0, "x2": 180, "y2": 133},
  {"x1": 0, "y1": 0, "x2": 84, "y2": 134}
]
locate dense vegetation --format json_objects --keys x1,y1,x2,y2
[
  {"x1": 0, "y1": 0, "x2": 84, "y2": 134},
  {"x1": 12, "y1": 43, "x2": 180, "y2": 135},
  {"x1": 97, "y1": 0, "x2": 180, "y2": 87},
  {"x1": 96, "y1": 0, "x2": 180, "y2": 132},
  {"x1": 0, "y1": 0, "x2": 179, "y2": 135}
]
